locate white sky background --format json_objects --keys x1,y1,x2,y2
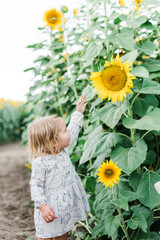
[{"x1": 0, "y1": 0, "x2": 84, "y2": 101}]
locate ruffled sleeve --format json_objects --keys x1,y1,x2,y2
[
  {"x1": 67, "y1": 111, "x2": 84, "y2": 146},
  {"x1": 29, "y1": 158, "x2": 47, "y2": 209}
]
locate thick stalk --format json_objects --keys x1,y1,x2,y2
[
  {"x1": 128, "y1": 105, "x2": 136, "y2": 146},
  {"x1": 104, "y1": 0, "x2": 109, "y2": 56},
  {"x1": 55, "y1": 79, "x2": 63, "y2": 116},
  {"x1": 112, "y1": 187, "x2": 130, "y2": 240},
  {"x1": 49, "y1": 31, "x2": 63, "y2": 116},
  {"x1": 62, "y1": 13, "x2": 78, "y2": 98}
]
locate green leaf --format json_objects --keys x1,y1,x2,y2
[
  {"x1": 138, "y1": 41, "x2": 156, "y2": 55},
  {"x1": 89, "y1": 149, "x2": 111, "y2": 170},
  {"x1": 98, "y1": 101, "x2": 129, "y2": 129},
  {"x1": 142, "y1": 59, "x2": 160, "y2": 72},
  {"x1": 105, "y1": 213, "x2": 121, "y2": 237},
  {"x1": 120, "y1": 50, "x2": 138, "y2": 63},
  {"x1": 127, "y1": 16, "x2": 147, "y2": 28},
  {"x1": 86, "y1": 177, "x2": 96, "y2": 193},
  {"x1": 133, "y1": 95, "x2": 158, "y2": 117},
  {"x1": 82, "y1": 85, "x2": 96, "y2": 102},
  {"x1": 131, "y1": 66, "x2": 149, "y2": 78},
  {"x1": 92, "y1": 220, "x2": 107, "y2": 238},
  {"x1": 123, "y1": 107, "x2": 160, "y2": 131},
  {"x1": 129, "y1": 173, "x2": 143, "y2": 191},
  {"x1": 134, "y1": 79, "x2": 160, "y2": 94},
  {"x1": 136, "y1": 170, "x2": 160, "y2": 209},
  {"x1": 113, "y1": 196, "x2": 129, "y2": 211},
  {"x1": 111, "y1": 139, "x2": 147, "y2": 175},
  {"x1": 80, "y1": 126, "x2": 121, "y2": 165},
  {"x1": 84, "y1": 40, "x2": 103, "y2": 60},
  {"x1": 109, "y1": 29, "x2": 134, "y2": 50}
]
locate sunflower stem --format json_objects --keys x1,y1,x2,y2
[
  {"x1": 130, "y1": 93, "x2": 140, "y2": 109},
  {"x1": 55, "y1": 79, "x2": 63, "y2": 116},
  {"x1": 104, "y1": 0, "x2": 109, "y2": 56},
  {"x1": 112, "y1": 187, "x2": 130, "y2": 240},
  {"x1": 128, "y1": 105, "x2": 136, "y2": 146},
  {"x1": 62, "y1": 12, "x2": 78, "y2": 99},
  {"x1": 118, "y1": 133, "x2": 132, "y2": 143},
  {"x1": 141, "y1": 130, "x2": 151, "y2": 139}
]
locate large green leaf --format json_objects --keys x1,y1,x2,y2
[
  {"x1": 111, "y1": 139, "x2": 147, "y2": 175},
  {"x1": 134, "y1": 79, "x2": 160, "y2": 94},
  {"x1": 133, "y1": 95, "x2": 158, "y2": 117},
  {"x1": 98, "y1": 101, "x2": 129, "y2": 129},
  {"x1": 138, "y1": 41, "x2": 156, "y2": 55},
  {"x1": 84, "y1": 40, "x2": 102, "y2": 60},
  {"x1": 142, "y1": 59, "x2": 160, "y2": 72},
  {"x1": 80, "y1": 126, "x2": 120, "y2": 164},
  {"x1": 120, "y1": 50, "x2": 138, "y2": 63},
  {"x1": 136, "y1": 170, "x2": 160, "y2": 209},
  {"x1": 128, "y1": 205, "x2": 151, "y2": 232},
  {"x1": 113, "y1": 196, "x2": 129, "y2": 211},
  {"x1": 123, "y1": 107, "x2": 160, "y2": 131},
  {"x1": 109, "y1": 28, "x2": 134, "y2": 50},
  {"x1": 105, "y1": 213, "x2": 121, "y2": 238},
  {"x1": 128, "y1": 212, "x2": 147, "y2": 232},
  {"x1": 127, "y1": 16, "x2": 147, "y2": 28},
  {"x1": 131, "y1": 66, "x2": 149, "y2": 78}
]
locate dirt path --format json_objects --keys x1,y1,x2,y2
[{"x1": 0, "y1": 142, "x2": 35, "y2": 240}]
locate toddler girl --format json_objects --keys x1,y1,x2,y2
[{"x1": 28, "y1": 95, "x2": 90, "y2": 240}]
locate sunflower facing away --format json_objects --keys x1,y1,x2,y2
[
  {"x1": 97, "y1": 160, "x2": 122, "y2": 188},
  {"x1": 90, "y1": 54, "x2": 136, "y2": 104},
  {"x1": 43, "y1": 9, "x2": 63, "y2": 31}
]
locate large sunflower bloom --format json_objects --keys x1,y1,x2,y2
[
  {"x1": 90, "y1": 54, "x2": 136, "y2": 104},
  {"x1": 97, "y1": 160, "x2": 122, "y2": 188},
  {"x1": 43, "y1": 9, "x2": 63, "y2": 31}
]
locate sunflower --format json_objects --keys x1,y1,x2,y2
[
  {"x1": 74, "y1": 8, "x2": 79, "y2": 16},
  {"x1": 97, "y1": 160, "x2": 122, "y2": 188},
  {"x1": 90, "y1": 54, "x2": 136, "y2": 104},
  {"x1": 43, "y1": 9, "x2": 63, "y2": 31},
  {"x1": 135, "y1": 0, "x2": 142, "y2": 11},
  {"x1": 119, "y1": 0, "x2": 125, "y2": 7}
]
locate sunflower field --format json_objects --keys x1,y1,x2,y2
[
  {"x1": 0, "y1": 98, "x2": 25, "y2": 143},
  {"x1": 23, "y1": 0, "x2": 160, "y2": 239}
]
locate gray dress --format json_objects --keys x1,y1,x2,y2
[{"x1": 29, "y1": 111, "x2": 90, "y2": 238}]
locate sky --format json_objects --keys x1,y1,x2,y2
[{"x1": 0, "y1": 0, "x2": 83, "y2": 101}]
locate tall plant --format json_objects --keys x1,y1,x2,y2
[{"x1": 23, "y1": 0, "x2": 160, "y2": 238}]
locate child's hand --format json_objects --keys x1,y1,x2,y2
[
  {"x1": 76, "y1": 95, "x2": 88, "y2": 114},
  {"x1": 39, "y1": 203, "x2": 57, "y2": 223}
]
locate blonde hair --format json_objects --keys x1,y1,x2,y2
[{"x1": 27, "y1": 115, "x2": 61, "y2": 160}]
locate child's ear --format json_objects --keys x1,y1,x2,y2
[{"x1": 49, "y1": 140, "x2": 57, "y2": 147}]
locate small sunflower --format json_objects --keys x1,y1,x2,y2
[
  {"x1": 135, "y1": 0, "x2": 142, "y2": 11},
  {"x1": 119, "y1": 0, "x2": 125, "y2": 7},
  {"x1": 97, "y1": 160, "x2": 122, "y2": 188},
  {"x1": 43, "y1": 8, "x2": 63, "y2": 31},
  {"x1": 90, "y1": 54, "x2": 136, "y2": 104},
  {"x1": 74, "y1": 8, "x2": 79, "y2": 16}
]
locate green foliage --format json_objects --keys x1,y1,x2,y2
[
  {"x1": 23, "y1": 0, "x2": 160, "y2": 239},
  {"x1": 0, "y1": 102, "x2": 25, "y2": 143}
]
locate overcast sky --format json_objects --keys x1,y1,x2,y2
[{"x1": 0, "y1": 0, "x2": 83, "y2": 101}]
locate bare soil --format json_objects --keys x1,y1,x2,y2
[{"x1": 0, "y1": 142, "x2": 35, "y2": 240}]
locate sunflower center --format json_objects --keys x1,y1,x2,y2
[
  {"x1": 105, "y1": 169, "x2": 113, "y2": 177},
  {"x1": 102, "y1": 66, "x2": 127, "y2": 91},
  {"x1": 48, "y1": 13, "x2": 59, "y2": 24}
]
